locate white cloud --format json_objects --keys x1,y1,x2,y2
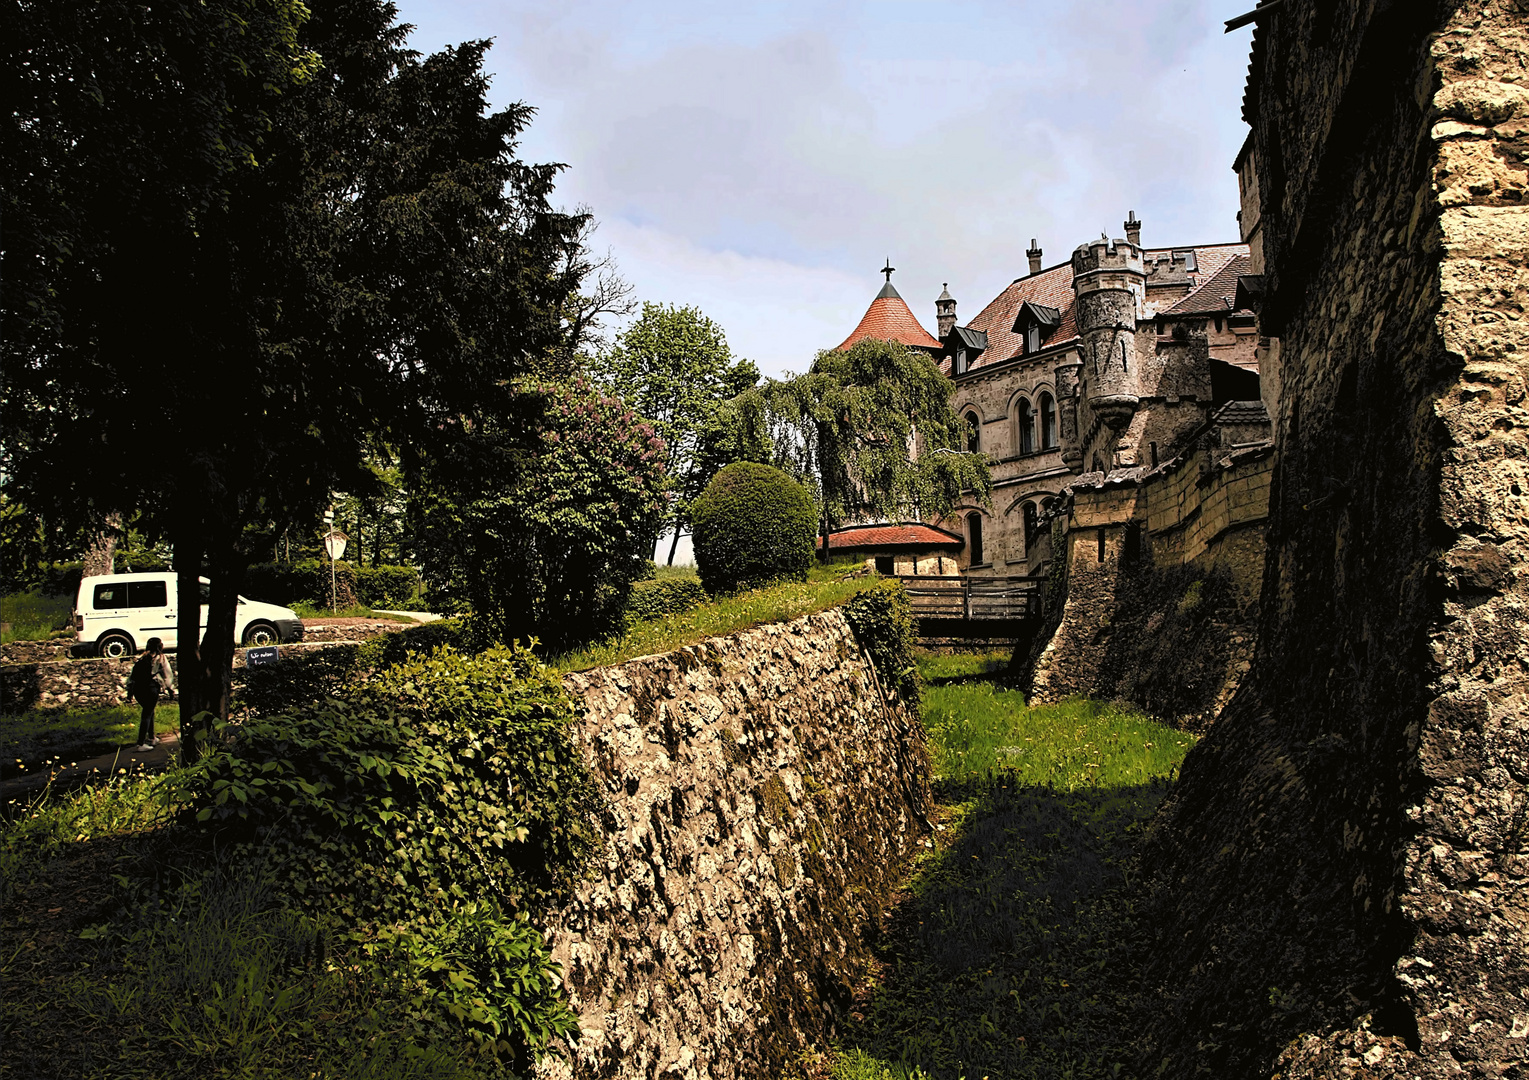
[{"x1": 397, "y1": 0, "x2": 1259, "y2": 377}]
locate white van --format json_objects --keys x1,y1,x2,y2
[{"x1": 75, "y1": 573, "x2": 305, "y2": 659}]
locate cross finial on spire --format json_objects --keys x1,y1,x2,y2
[{"x1": 881, "y1": 258, "x2": 895, "y2": 283}]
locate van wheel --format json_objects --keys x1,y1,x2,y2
[
  {"x1": 97, "y1": 632, "x2": 134, "y2": 660},
  {"x1": 242, "y1": 622, "x2": 278, "y2": 647}
]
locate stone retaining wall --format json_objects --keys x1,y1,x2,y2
[
  {"x1": 1139, "y1": 3, "x2": 1529, "y2": 1076},
  {"x1": 541, "y1": 607, "x2": 931, "y2": 1080},
  {"x1": 1023, "y1": 443, "x2": 1270, "y2": 723},
  {"x1": 0, "y1": 641, "x2": 360, "y2": 713}
]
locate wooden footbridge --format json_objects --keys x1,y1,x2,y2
[{"x1": 895, "y1": 574, "x2": 1047, "y2": 640}]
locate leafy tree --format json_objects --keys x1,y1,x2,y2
[
  {"x1": 3, "y1": 1, "x2": 593, "y2": 749},
  {"x1": 733, "y1": 338, "x2": 992, "y2": 550},
  {"x1": 412, "y1": 379, "x2": 668, "y2": 651},
  {"x1": 590, "y1": 304, "x2": 759, "y2": 563}
]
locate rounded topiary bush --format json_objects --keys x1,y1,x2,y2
[{"x1": 691, "y1": 462, "x2": 817, "y2": 594}]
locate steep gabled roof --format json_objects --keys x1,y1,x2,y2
[
  {"x1": 1164, "y1": 254, "x2": 1254, "y2": 315},
  {"x1": 837, "y1": 281, "x2": 944, "y2": 352},
  {"x1": 945, "y1": 241, "x2": 1251, "y2": 377}
]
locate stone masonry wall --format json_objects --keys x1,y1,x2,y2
[
  {"x1": 1, "y1": 641, "x2": 363, "y2": 714},
  {"x1": 1139, "y1": 3, "x2": 1529, "y2": 1076},
  {"x1": 1022, "y1": 444, "x2": 1270, "y2": 724},
  {"x1": 540, "y1": 607, "x2": 930, "y2": 1080}
]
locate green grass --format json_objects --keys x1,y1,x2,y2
[
  {"x1": 2, "y1": 704, "x2": 181, "y2": 771},
  {"x1": 1, "y1": 774, "x2": 488, "y2": 1079},
  {"x1": 818, "y1": 658, "x2": 1199, "y2": 1080},
  {"x1": 923, "y1": 683, "x2": 1193, "y2": 792},
  {"x1": 0, "y1": 590, "x2": 73, "y2": 644},
  {"x1": 289, "y1": 601, "x2": 419, "y2": 622},
  {"x1": 912, "y1": 649, "x2": 1011, "y2": 685},
  {"x1": 552, "y1": 560, "x2": 874, "y2": 672},
  {"x1": 651, "y1": 563, "x2": 700, "y2": 582}
]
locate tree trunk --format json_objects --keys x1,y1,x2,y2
[
  {"x1": 666, "y1": 528, "x2": 683, "y2": 566},
  {"x1": 81, "y1": 512, "x2": 122, "y2": 577},
  {"x1": 175, "y1": 517, "x2": 207, "y2": 764}
]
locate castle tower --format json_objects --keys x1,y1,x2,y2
[
  {"x1": 935, "y1": 284, "x2": 957, "y2": 339},
  {"x1": 1071, "y1": 236, "x2": 1146, "y2": 431}
]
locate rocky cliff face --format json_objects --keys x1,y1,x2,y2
[
  {"x1": 1139, "y1": 2, "x2": 1529, "y2": 1076},
  {"x1": 540, "y1": 608, "x2": 931, "y2": 1080}
]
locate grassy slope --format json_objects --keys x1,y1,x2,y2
[
  {"x1": 810, "y1": 656, "x2": 1197, "y2": 1080},
  {"x1": 552, "y1": 560, "x2": 874, "y2": 672},
  {"x1": 0, "y1": 590, "x2": 73, "y2": 644}
]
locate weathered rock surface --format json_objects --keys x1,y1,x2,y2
[
  {"x1": 1139, "y1": 3, "x2": 1529, "y2": 1077},
  {"x1": 541, "y1": 608, "x2": 931, "y2": 1080}
]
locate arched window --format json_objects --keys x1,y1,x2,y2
[
  {"x1": 1016, "y1": 398, "x2": 1034, "y2": 455},
  {"x1": 1039, "y1": 392, "x2": 1057, "y2": 450},
  {"x1": 965, "y1": 411, "x2": 981, "y2": 454},
  {"x1": 1023, "y1": 502, "x2": 1039, "y2": 547},
  {"x1": 968, "y1": 512, "x2": 984, "y2": 566}
]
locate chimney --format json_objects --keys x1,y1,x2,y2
[
  {"x1": 1124, "y1": 210, "x2": 1142, "y2": 247},
  {"x1": 1026, "y1": 239, "x2": 1043, "y2": 276},
  {"x1": 936, "y1": 284, "x2": 957, "y2": 339}
]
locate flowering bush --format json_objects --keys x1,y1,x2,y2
[{"x1": 415, "y1": 378, "x2": 668, "y2": 651}]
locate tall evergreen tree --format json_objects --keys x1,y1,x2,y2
[{"x1": 3, "y1": 0, "x2": 591, "y2": 748}]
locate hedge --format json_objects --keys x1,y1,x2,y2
[{"x1": 243, "y1": 561, "x2": 420, "y2": 609}]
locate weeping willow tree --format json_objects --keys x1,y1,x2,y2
[{"x1": 717, "y1": 338, "x2": 992, "y2": 553}]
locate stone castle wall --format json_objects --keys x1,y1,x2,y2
[
  {"x1": 1023, "y1": 442, "x2": 1270, "y2": 726},
  {"x1": 1139, "y1": 2, "x2": 1529, "y2": 1076},
  {"x1": 540, "y1": 607, "x2": 930, "y2": 1080}
]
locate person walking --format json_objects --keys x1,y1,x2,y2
[{"x1": 125, "y1": 637, "x2": 174, "y2": 752}]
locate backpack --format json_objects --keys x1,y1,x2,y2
[{"x1": 129, "y1": 653, "x2": 158, "y2": 699}]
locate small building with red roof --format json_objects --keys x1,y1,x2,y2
[{"x1": 817, "y1": 522, "x2": 964, "y2": 577}]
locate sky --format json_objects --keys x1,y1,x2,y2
[{"x1": 393, "y1": 0, "x2": 1260, "y2": 381}]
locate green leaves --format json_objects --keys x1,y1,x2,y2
[
  {"x1": 734, "y1": 337, "x2": 994, "y2": 534},
  {"x1": 411, "y1": 379, "x2": 669, "y2": 651}
]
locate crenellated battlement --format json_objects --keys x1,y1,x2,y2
[{"x1": 1071, "y1": 237, "x2": 1146, "y2": 288}]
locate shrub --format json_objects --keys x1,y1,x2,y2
[
  {"x1": 190, "y1": 643, "x2": 601, "y2": 919},
  {"x1": 179, "y1": 644, "x2": 602, "y2": 1066},
  {"x1": 691, "y1": 462, "x2": 816, "y2": 594},
  {"x1": 412, "y1": 378, "x2": 668, "y2": 651},
  {"x1": 625, "y1": 578, "x2": 708, "y2": 624},
  {"x1": 842, "y1": 578, "x2": 922, "y2": 711},
  {"x1": 238, "y1": 616, "x2": 490, "y2": 717}
]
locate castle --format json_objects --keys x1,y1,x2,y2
[{"x1": 835, "y1": 208, "x2": 1273, "y2": 583}]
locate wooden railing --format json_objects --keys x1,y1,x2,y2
[{"x1": 894, "y1": 575, "x2": 1047, "y2": 621}]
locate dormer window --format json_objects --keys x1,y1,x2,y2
[
  {"x1": 946, "y1": 326, "x2": 988, "y2": 375},
  {"x1": 1012, "y1": 301, "x2": 1061, "y2": 355}
]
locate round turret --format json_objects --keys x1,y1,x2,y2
[{"x1": 1071, "y1": 237, "x2": 1146, "y2": 430}]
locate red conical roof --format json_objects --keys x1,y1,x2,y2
[{"x1": 836, "y1": 281, "x2": 944, "y2": 352}]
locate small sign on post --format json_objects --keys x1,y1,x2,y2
[
  {"x1": 323, "y1": 529, "x2": 347, "y2": 611},
  {"x1": 246, "y1": 645, "x2": 280, "y2": 666}
]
